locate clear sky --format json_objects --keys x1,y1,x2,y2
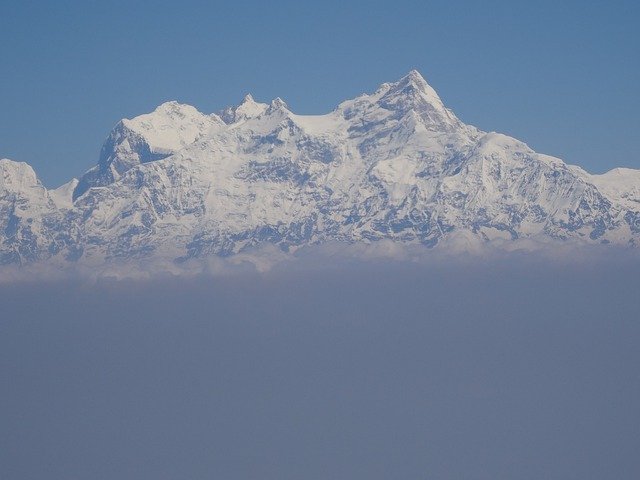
[{"x1": 1, "y1": 0, "x2": 638, "y2": 187}]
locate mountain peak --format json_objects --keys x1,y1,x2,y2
[
  {"x1": 0, "y1": 158, "x2": 47, "y2": 200},
  {"x1": 219, "y1": 94, "x2": 268, "y2": 124},
  {"x1": 156, "y1": 100, "x2": 181, "y2": 109},
  {"x1": 269, "y1": 97, "x2": 288, "y2": 110},
  {"x1": 365, "y1": 70, "x2": 462, "y2": 131},
  {"x1": 152, "y1": 101, "x2": 201, "y2": 118},
  {"x1": 50, "y1": 178, "x2": 79, "y2": 209},
  {"x1": 402, "y1": 69, "x2": 428, "y2": 86},
  {"x1": 0, "y1": 158, "x2": 38, "y2": 181},
  {"x1": 386, "y1": 69, "x2": 442, "y2": 104},
  {"x1": 121, "y1": 101, "x2": 218, "y2": 149}
]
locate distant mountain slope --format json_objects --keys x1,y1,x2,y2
[{"x1": 1, "y1": 71, "x2": 639, "y2": 268}]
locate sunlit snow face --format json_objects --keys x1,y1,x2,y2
[{"x1": 1, "y1": 70, "x2": 639, "y2": 271}]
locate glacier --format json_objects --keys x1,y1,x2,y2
[{"x1": 1, "y1": 70, "x2": 639, "y2": 272}]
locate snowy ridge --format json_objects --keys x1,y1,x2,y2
[
  {"x1": 589, "y1": 168, "x2": 640, "y2": 211},
  {"x1": 219, "y1": 94, "x2": 269, "y2": 124},
  {"x1": 1, "y1": 71, "x2": 639, "y2": 269}
]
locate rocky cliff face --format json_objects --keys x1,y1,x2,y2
[{"x1": 2, "y1": 71, "x2": 639, "y2": 268}]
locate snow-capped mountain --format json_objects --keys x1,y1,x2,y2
[{"x1": 1, "y1": 70, "x2": 639, "y2": 268}]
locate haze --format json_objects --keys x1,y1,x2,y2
[{"x1": 1, "y1": 256, "x2": 639, "y2": 479}]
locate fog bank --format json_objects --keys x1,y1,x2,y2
[{"x1": 1, "y1": 259, "x2": 639, "y2": 479}]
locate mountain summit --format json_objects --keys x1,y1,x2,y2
[{"x1": 1, "y1": 71, "x2": 639, "y2": 269}]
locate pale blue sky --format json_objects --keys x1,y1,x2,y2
[{"x1": 1, "y1": 0, "x2": 638, "y2": 187}]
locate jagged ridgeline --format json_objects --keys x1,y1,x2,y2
[{"x1": 1, "y1": 71, "x2": 639, "y2": 267}]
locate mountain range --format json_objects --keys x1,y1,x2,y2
[{"x1": 2, "y1": 70, "x2": 639, "y2": 270}]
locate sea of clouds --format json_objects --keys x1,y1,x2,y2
[{"x1": 1, "y1": 244, "x2": 639, "y2": 479}]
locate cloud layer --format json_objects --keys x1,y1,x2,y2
[{"x1": 1, "y1": 256, "x2": 639, "y2": 479}]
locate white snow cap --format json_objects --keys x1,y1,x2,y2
[
  {"x1": 387, "y1": 69, "x2": 446, "y2": 107},
  {"x1": 3, "y1": 68, "x2": 634, "y2": 272},
  {"x1": 0, "y1": 158, "x2": 40, "y2": 188},
  {"x1": 404, "y1": 69, "x2": 430, "y2": 85},
  {"x1": 121, "y1": 101, "x2": 223, "y2": 152},
  {"x1": 269, "y1": 97, "x2": 288, "y2": 110},
  {"x1": 219, "y1": 94, "x2": 269, "y2": 124}
]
